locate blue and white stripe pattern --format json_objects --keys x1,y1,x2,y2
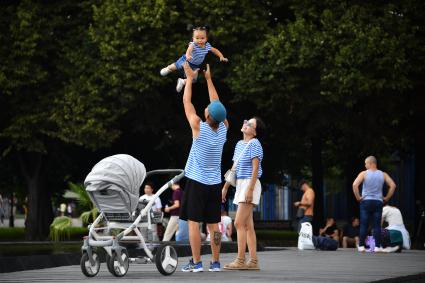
[
  {"x1": 189, "y1": 42, "x2": 212, "y2": 66},
  {"x1": 185, "y1": 121, "x2": 227, "y2": 185},
  {"x1": 232, "y1": 139, "x2": 263, "y2": 179}
]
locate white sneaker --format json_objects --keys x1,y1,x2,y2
[
  {"x1": 176, "y1": 78, "x2": 186, "y2": 92},
  {"x1": 374, "y1": 247, "x2": 384, "y2": 253},
  {"x1": 383, "y1": 246, "x2": 400, "y2": 253},
  {"x1": 358, "y1": 246, "x2": 366, "y2": 252},
  {"x1": 160, "y1": 67, "x2": 171, "y2": 76}
]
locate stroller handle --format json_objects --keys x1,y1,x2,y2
[
  {"x1": 118, "y1": 169, "x2": 184, "y2": 240},
  {"x1": 145, "y1": 169, "x2": 185, "y2": 186}
]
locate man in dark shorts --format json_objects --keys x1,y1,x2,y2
[
  {"x1": 180, "y1": 62, "x2": 229, "y2": 272},
  {"x1": 342, "y1": 217, "x2": 360, "y2": 248}
]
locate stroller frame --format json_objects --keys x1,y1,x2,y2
[{"x1": 81, "y1": 169, "x2": 185, "y2": 277}]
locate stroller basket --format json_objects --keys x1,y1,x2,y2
[
  {"x1": 141, "y1": 211, "x2": 162, "y2": 224},
  {"x1": 104, "y1": 212, "x2": 132, "y2": 222},
  {"x1": 104, "y1": 210, "x2": 162, "y2": 224}
]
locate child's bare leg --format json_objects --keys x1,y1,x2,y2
[
  {"x1": 167, "y1": 63, "x2": 177, "y2": 71},
  {"x1": 160, "y1": 63, "x2": 177, "y2": 76}
]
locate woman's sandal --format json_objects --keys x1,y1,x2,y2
[
  {"x1": 246, "y1": 258, "x2": 260, "y2": 270},
  {"x1": 223, "y1": 257, "x2": 247, "y2": 270}
]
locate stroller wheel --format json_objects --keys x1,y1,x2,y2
[
  {"x1": 155, "y1": 244, "x2": 178, "y2": 276},
  {"x1": 106, "y1": 253, "x2": 114, "y2": 274},
  {"x1": 108, "y1": 249, "x2": 129, "y2": 277},
  {"x1": 80, "y1": 251, "x2": 100, "y2": 277}
]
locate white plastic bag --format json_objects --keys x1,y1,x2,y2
[{"x1": 298, "y1": 222, "x2": 315, "y2": 250}]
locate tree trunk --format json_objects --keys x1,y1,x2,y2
[
  {"x1": 18, "y1": 152, "x2": 53, "y2": 241},
  {"x1": 311, "y1": 137, "x2": 324, "y2": 234}
]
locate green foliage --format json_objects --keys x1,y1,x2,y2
[
  {"x1": 68, "y1": 182, "x2": 91, "y2": 211},
  {"x1": 68, "y1": 182, "x2": 98, "y2": 224},
  {"x1": 0, "y1": 227, "x2": 88, "y2": 243},
  {"x1": 80, "y1": 208, "x2": 98, "y2": 226},
  {"x1": 49, "y1": 216, "x2": 72, "y2": 241},
  {"x1": 0, "y1": 227, "x2": 26, "y2": 241},
  {"x1": 228, "y1": 0, "x2": 422, "y2": 177},
  {"x1": 0, "y1": 0, "x2": 424, "y2": 232}
]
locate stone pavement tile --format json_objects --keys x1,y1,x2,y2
[{"x1": 0, "y1": 248, "x2": 424, "y2": 283}]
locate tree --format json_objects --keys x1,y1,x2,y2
[
  {"x1": 227, "y1": 0, "x2": 420, "y2": 223},
  {"x1": 0, "y1": 0, "x2": 126, "y2": 240}
]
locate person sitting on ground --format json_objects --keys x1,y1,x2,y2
[
  {"x1": 381, "y1": 204, "x2": 411, "y2": 252},
  {"x1": 176, "y1": 219, "x2": 189, "y2": 242},
  {"x1": 207, "y1": 207, "x2": 233, "y2": 242},
  {"x1": 319, "y1": 217, "x2": 339, "y2": 243},
  {"x1": 342, "y1": 217, "x2": 360, "y2": 248}
]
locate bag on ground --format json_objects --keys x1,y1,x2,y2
[{"x1": 298, "y1": 222, "x2": 315, "y2": 250}]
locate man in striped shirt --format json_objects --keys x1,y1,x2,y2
[{"x1": 180, "y1": 62, "x2": 229, "y2": 273}]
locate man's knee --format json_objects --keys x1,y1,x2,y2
[{"x1": 213, "y1": 231, "x2": 222, "y2": 246}]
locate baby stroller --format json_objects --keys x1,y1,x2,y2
[{"x1": 80, "y1": 154, "x2": 184, "y2": 277}]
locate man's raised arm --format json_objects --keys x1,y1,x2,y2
[
  {"x1": 182, "y1": 62, "x2": 201, "y2": 136},
  {"x1": 203, "y1": 64, "x2": 228, "y2": 128}
]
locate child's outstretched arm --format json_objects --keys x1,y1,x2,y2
[
  {"x1": 210, "y1": 47, "x2": 228, "y2": 62},
  {"x1": 185, "y1": 43, "x2": 195, "y2": 62}
]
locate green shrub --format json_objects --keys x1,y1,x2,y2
[
  {"x1": 49, "y1": 216, "x2": 72, "y2": 241},
  {"x1": 68, "y1": 182, "x2": 98, "y2": 225},
  {"x1": 0, "y1": 227, "x2": 25, "y2": 241},
  {"x1": 67, "y1": 226, "x2": 89, "y2": 240},
  {"x1": 0, "y1": 226, "x2": 88, "y2": 242}
]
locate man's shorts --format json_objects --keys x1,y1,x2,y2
[{"x1": 180, "y1": 178, "x2": 221, "y2": 224}]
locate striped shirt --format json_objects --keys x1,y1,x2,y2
[
  {"x1": 232, "y1": 139, "x2": 263, "y2": 179},
  {"x1": 185, "y1": 121, "x2": 227, "y2": 185},
  {"x1": 189, "y1": 42, "x2": 212, "y2": 66}
]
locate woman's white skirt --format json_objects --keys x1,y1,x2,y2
[{"x1": 233, "y1": 178, "x2": 262, "y2": 206}]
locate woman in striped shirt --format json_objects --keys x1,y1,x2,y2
[
  {"x1": 222, "y1": 117, "x2": 265, "y2": 270},
  {"x1": 160, "y1": 26, "x2": 228, "y2": 92}
]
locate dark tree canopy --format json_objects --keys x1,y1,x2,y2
[{"x1": 0, "y1": 0, "x2": 424, "y2": 239}]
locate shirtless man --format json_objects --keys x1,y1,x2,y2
[{"x1": 294, "y1": 180, "x2": 315, "y2": 232}]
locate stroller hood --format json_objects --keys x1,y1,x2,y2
[{"x1": 84, "y1": 154, "x2": 146, "y2": 213}]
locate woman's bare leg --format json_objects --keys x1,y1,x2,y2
[
  {"x1": 234, "y1": 203, "x2": 253, "y2": 259},
  {"x1": 245, "y1": 205, "x2": 257, "y2": 260}
]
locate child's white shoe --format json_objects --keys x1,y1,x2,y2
[
  {"x1": 160, "y1": 67, "x2": 171, "y2": 76},
  {"x1": 374, "y1": 247, "x2": 384, "y2": 253},
  {"x1": 383, "y1": 246, "x2": 400, "y2": 253},
  {"x1": 176, "y1": 78, "x2": 186, "y2": 92}
]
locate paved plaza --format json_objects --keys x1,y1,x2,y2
[{"x1": 1, "y1": 248, "x2": 424, "y2": 283}]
